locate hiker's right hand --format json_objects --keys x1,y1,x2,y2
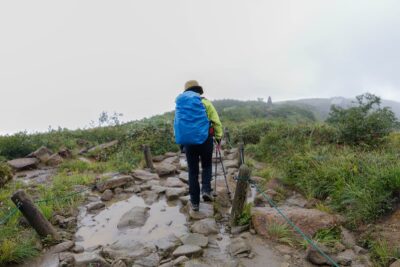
[{"x1": 216, "y1": 138, "x2": 221, "y2": 150}]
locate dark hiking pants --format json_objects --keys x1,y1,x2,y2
[{"x1": 185, "y1": 136, "x2": 213, "y2": 205}]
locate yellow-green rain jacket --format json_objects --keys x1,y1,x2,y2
[{"x1": 201, "y1": 98, "x2": 223, "y2": 139}]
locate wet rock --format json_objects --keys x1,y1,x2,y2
[
  {"x1": 155, "y1": 162, "x2": 177, "y2": 176},
  {"x1": 102, "y1": 243, "x2": 155, "y2": 263},
  {"x1": 140, "y1": 184, "x2": 152, "y2": 191},
  {"x1": 72, "y1": 245, "x2": 84, "y2": 253},
  {"x1": 306, "y1": 242, "x2": 335, "y2": 266},
  {"x1": 28, "y1": 146, "x2": 53, "y2": 162},
  {"x1": 189, "y1": 203, "x2": 214, "y2": 220},
  {"x1": 228, "y1": 237, "x2": 251, "y2": 256},
  {"x1": 52, "y1": 240, "x2": 74, "y2": 253},
  {"x1": 59, "y1": 252, "x2": 75, "y2": 266},
  {"x1": 165, "y1": 152, "x2": 178, "y2": 157},
  {"x1": 60, "y1": 217, "x2": 77, "y2": 229},
  {"x1": 74, "y1": 252, "x2": 111, "y2": 267},
  {"x1": 151, "y1": 185, "x2": 168, "y2": 194},
  {"x1": 114, "y1": 187, "x2": 124, "y2": 194},
  {"x1": 101, "y1": 189, "x2": 114, "y2": 201},
  {"x1": 87, "y1": 140, "x2": 118, "y2": 154},
  {"x1": 112, "y1": 259, "x2": 127, "y2": 267},
  {"x1": 174, "y1": 256, "x2": 189, "y2": 266},
  {"x1": 173, "y1": 245, "x2": 203, "y2": 258},
  {"x1": 231, "y1": 224, "x2": 250, "y2": 235},
  {"x1": 190, "y1": 218, "x2": 219, "y2": 235},
  {"x1": 337, "y1": 249, "x2": 356, "y2": 266},
  {"x1": 141, "y1": 190, "x2": 159, "y2": 205},
  {"x1": 117, "y1": 206, "x2": 150, "y2": 229},
  {"x1": 180, "y1": 233, "x2": 208, "y2": 248},
  {"x1": 166, "y1": 187, "x2": 186, "y2": 200},
  {"x1": 7, "y1": 157, "x2": 38, "y2": 170},
  {"x1": 124, "y1": 185, "x2": 141, "y2": 193},
  {"x1": 97, "y1": 175, "x2": 133, "y2": 192},
  {"x1": 179, "y1": 195, "x2": 190, "y2": 205},
  {"x1": 155, "y1": 234, "x2": 182, "y2": 257},
  {"x1": 165, "y1": 177, "x2": 186, "y2": 188},
  {"x1": 252, "y1": 206, "x2": 343, "y2": 237},
  {"x1": 183, "y1": 260, "x2": 209, "y2": 267},
  {"x1": 132, "y1": 170, "x2": 159, "y2": 182},
  {"x1": 340, "y1": 226, "x2": 356, "y2": 248},
  {"x1": 86, "y1": 201, "x2": 105, "y2": 211},
  {"x1": 179, "y1": 172, "x2": 189, "y2": 184},
  {"x1": 133, "y1": 252, "x2": 160, "y2": 267},
  {"x1": 46, "y1": 153, "x2": 64, "y2": 166}
]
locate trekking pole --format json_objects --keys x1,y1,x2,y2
[
  {"x1": 213, "y1": 142, "x2": 218, "y2": 198},
  {"x1": 215, "y1": 141, "x2": 232, "y2": 199}
]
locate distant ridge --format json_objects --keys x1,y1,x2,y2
[{"x1": 277, "y1": 97, "x2": 400, "y2": 120}]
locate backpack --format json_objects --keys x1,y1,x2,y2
[{"x1": 174, "y1": 91, "x2": 210, "y2": 145}]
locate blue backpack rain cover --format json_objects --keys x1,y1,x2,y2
[{"x1": 174, "y1": 91, "x2": 209, "y2": 145}]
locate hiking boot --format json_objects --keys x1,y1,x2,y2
[
  {"x1": 190, "y1": 202, "x2": 199, "y2": 212},
  {"x1": 202, "y1": 192, "x2": 213, "y2": 202}
]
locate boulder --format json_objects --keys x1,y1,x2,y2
[
  {"x1": 117, "y1": 207, "x2": 150, "y2": 229},
  {"x1": 97, "y1": 175, "x2": 133, "y2": 192},
  {"x1": 111, "y1": 259, "x2": 127, "y2": 267},
  {"x1": 87, "y1": 140, "x2": 118, "y2": 154},
  {"x1": 165, "y1": 188, "x2": 186, "y2": 201},
  {"x1": 190, "y1": 218, "x2": 219, "y2": 235},
  {"x1": 390, "y1": 260, "x2": 400, "y2": 267},
  {"x1": 306, "y1": 243, "x2": 335, "y2": 266},
  {"x1": 164, "y1": 177, "x2": 186, "y2": 188},
  {"x1": 154, "y1": 163, "x2": 177, "y2": 176},
  {"x1": 172, "y1": 245, "x2": 203, "y2": 258},
  {"x1": 180, "y1": 233, "x2": 208, "y2": 248},
  {"x1": 101, "y1": 189, "x2": 114, "y2": 201},
  {"x1": 7, "y1": 158, "x2": 38, "y2": 170},
  {"x1": 133, "y1": 252, "x2": 160, "y2": 267},
  {"x1": 337, "y1": 249, "x2": 356, "y2": 266},
  {"x1": 27, "y1": 146, "x2": 53, "y2": 162},
  {"x1": 174, "y1": 256, "x2": 189, "y2": 266},
  {"x1": 340, "y1": 227, "x2": 356, "y2": 249},
  {"x1": 151, "y1": 185, "x2": 168, "y2": 194},
  {"x1": 152, "y1": 155, "x2": 166, "y2": 162},
  {"x1": 132, "y1": 170, "x2": 159, "y2": 182},
  {"x1": 46, "y1": 153, "x2": 64, "y2": 166},
  {"x1": 252, "y1": 206, "x2": 343, "y2": 237}
]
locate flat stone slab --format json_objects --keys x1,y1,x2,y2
[
  {"x1": 154, "y1": 162, "x2": 177, "y2": 176},
  {"x1": 86, "y1": 201, "x2": 105, "y2": 211},
  {"x1": 166, "y1": 187, "x2": 186, "y2": 200},
  {"x1": 74, "y1": 252, "x2": 111, "y2": 267},
  {"x1": 180, "y1": 233, "x2": 208, "y2": 248},
  {"x1": 189, "y1": 203, "x2": 214, "y2": 220},
  {"x1": 172, "y1": 245, "x2": 203, "y2": 258},
  {"x1": 154, "y1": 234, "x2": 182, "y2": 257},
  {"x1": 190, "y1": 218, "x2": 219, "y2": 235},
  {"x1": 132, "y1": 170, "x2": 160, "y2": 182},
  {"x1": 97, "y1": 175, "x2": 133, "y2": 192},
  {"x1": 7, "y1": 158, "x2": 38, "y2": 170},
  {"x1": 165, "y1": 177, "x2": 186, "y2": 188},
  {"x1": 178, "y1": 172, "x2": 189, "y2": 184}
]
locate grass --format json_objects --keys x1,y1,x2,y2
[
  {"x1": 267, "y1": 222, "x2": 295, "y2": 246},
  {"x1": 237, "y1": 203, "x2": 252, "y2": 226},
  {"x1": 0, "y1": 171, "x2": 96, "y2": 265},
  {"x1": 369, "y1": 240, "x2": 400, "y2": 267}
]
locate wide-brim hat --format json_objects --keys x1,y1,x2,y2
[{"x1": 184, "y1": 80, "x2": 203, "y2": 95}]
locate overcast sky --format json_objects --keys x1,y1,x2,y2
[{"x1": 1, "y1": 1, "x2": 399, "y2": 134}]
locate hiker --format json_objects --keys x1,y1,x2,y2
[{"x1": 174, "y1": 80, "x2": 223, "y2": 211}]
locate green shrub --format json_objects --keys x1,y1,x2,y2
[
  {"x1": 327, "y1": 93, "x2": 398, "y2": 147},
  {"x1": 0, "y1": 163, "x2": 12, "y2": 187}
]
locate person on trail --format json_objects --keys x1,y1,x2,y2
[{"x1": 174, "y1": 80, "x2": 223, "y2": 211}]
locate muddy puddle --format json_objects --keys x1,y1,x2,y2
[{"x1": 75, "y1": 194, "x2": 188, "y2": 249}]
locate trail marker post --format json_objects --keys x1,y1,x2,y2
[
  {"x1": 230, "y1": 164, "x2": 251, "y2": 226},
  {"x1": 142, "y1": 144, "x2": 154, "y2": 170}
]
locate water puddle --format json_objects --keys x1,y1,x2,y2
[{"x1": 75, "y1": 194, "x2": 188, "y2": 249}]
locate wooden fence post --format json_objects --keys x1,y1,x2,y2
[
  {"x1": 11, "y1": 190, "x2": 60, "y2": 240},
  {"x1": 237, "y1": 142, "x2": 244, "y2": 166},
  {"x1": 143, "y1": 144, "x2": 154, "y2": 170},
  {"x1": 224, "y1": 128, "x2": 231, "y2": 144},
  {"x1": 230, "y1": 164, "x2": 251, "y2": 226}
]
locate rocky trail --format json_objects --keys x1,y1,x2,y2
[{"x1": 5, "y1": 143, "x2": 378, "y2": 267}]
